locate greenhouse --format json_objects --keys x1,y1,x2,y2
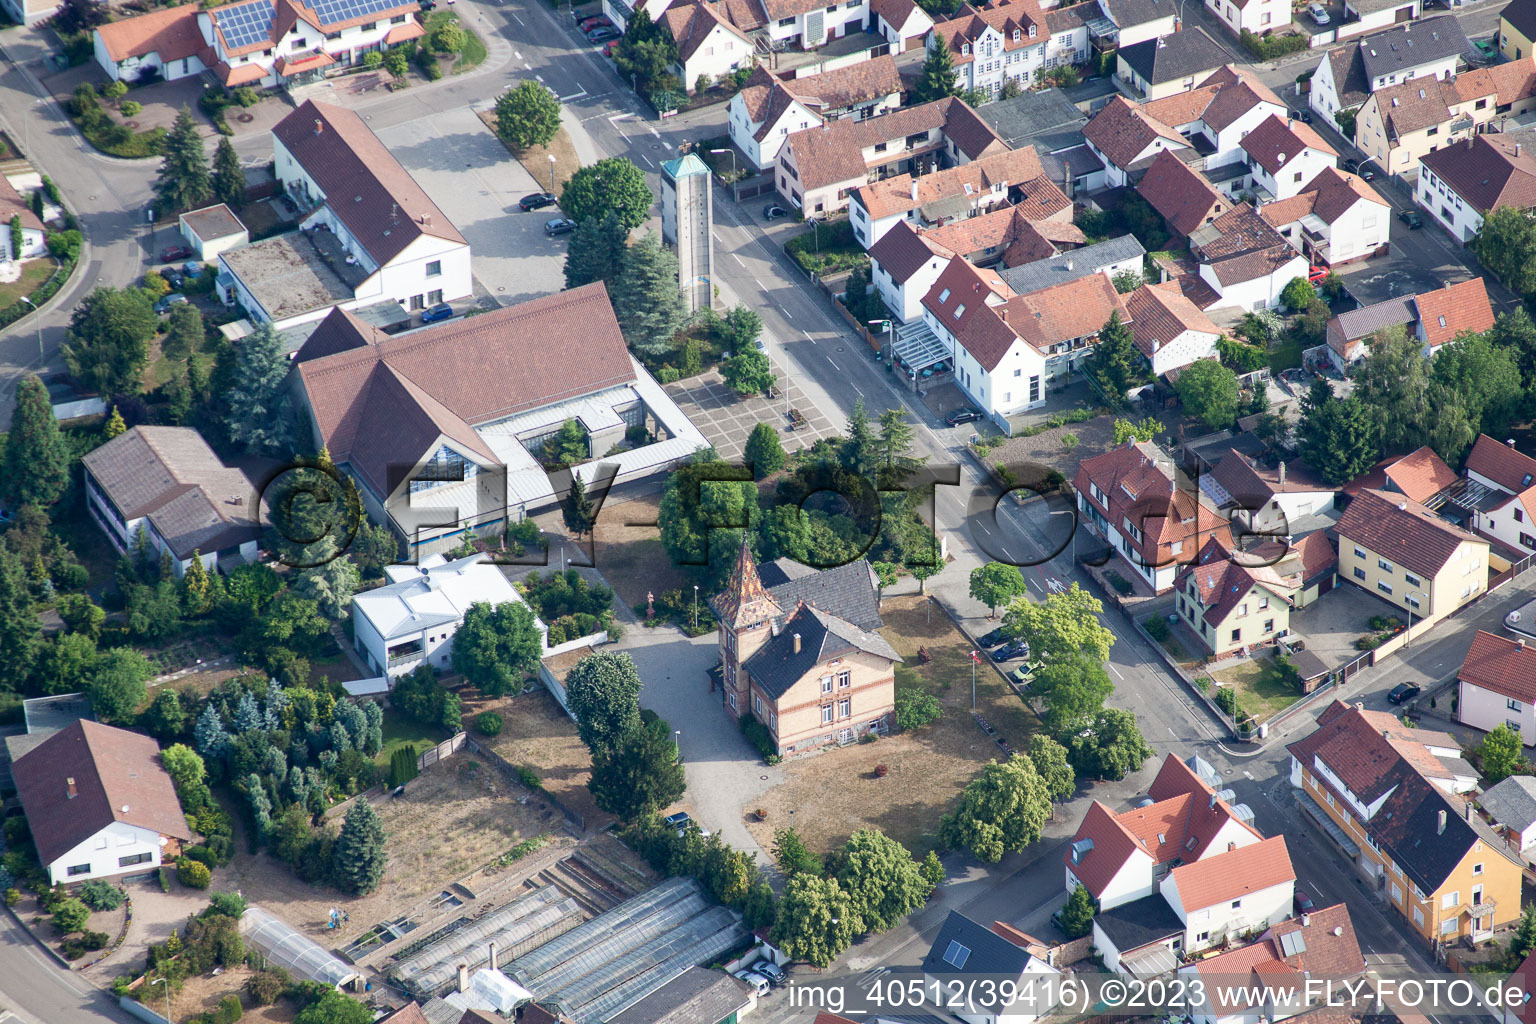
[
  {"x1": 241, "y1": 907, "x2": 360, "y2": 989},
  {"x1": 505, "y1": 877, "x2": 701, "y2": 985},
  {"x1": 393, "y1": 886, "x2": 586, "y2": 998}
]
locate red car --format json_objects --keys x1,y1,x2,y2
[
  {"x1": 1307, "y1": 265, "x2": 1329, "y2": 283},
  {"x1": 602, "y1": 39, "x2": 618, "y2": 57},
  {"x1": 160, "y1": 245, "x2": 193, "y2": 262},
  {"x1": 578, "y1": 14, "x2": 612, "y2": 30}
]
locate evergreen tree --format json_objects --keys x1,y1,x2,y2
[
  {"x1": 564, "y1": 211, "x2": 629, "y2": 290},
  {"x1": 1509, "y1": 904, "x2": 1536, "y2": 965},
  {"x1": 1298, "y1": 385, "x2": 1378, "y2": 487},
  {"x1": 194, "y1": 703, "x2": 230, "y2": 759},
  {"x1": 612, "y1": 233, "x2": 686, "y2": 355},
  {"x1": 331, "y1": 798, "x2": 387, "y2": 894},
  {"x1": 211, "y1": 136, "x2": 246, "y2": 209},
  {"x1": 840, "y1": 398, "x2": 875, "y2": 475},
  {"x1": 0, "y1": 546, "x2": 42, "y2": 687},
  {"x1": 245, "y1": 773, "x2": 272, "y2": 842},
  {"x1": 912, "y1": 34, "x2": 962, "y2": 103},
  {"x1": 362, "y1": 699, "x2": 383, "y2": 757},
  {"x1": 104, "y1": 405, "x2": 127, "y2": 439},
  {"x1": 744, "y1": 422, "x2": 785, "y2": 481},
  {"x1": 1058, "y1": 883, "x2": 1097, "y2": 938},
  {"x1": 587, "y1": 724, "x2": 686, "y2": 820},
  {"x1": 1086, "y1": 310, "x2": 1138, "y2": 398},
  {"x1": 293, "y1": 554, "x2": 361, "y2": 620},
  {"x1": 233, "y1": 691, "x2": 261, "y2": 732},
  {"x1": 872, "y1": 407, "x2": 922, "y2": 486},
  {"x1": 3, "y1": 375, "x2": 69, "y2": 507},
  {"x1": 154, "y1": 106, "x2": 212, "y2": 215},
  {"x1": 182, "y1": 550, "x2": 215, "y2": 616},
  {"x1": 562, "y1": 474, "x2": 596, "y2": 538},
  {"x1": 62, "y1": 286, "x2": 156, "y2": 397},
  {"x1": 225, "y1": 323, "x2": 296, "y2": 454},
  {"x1": 265, "y1": 678, "x2": 289, "y2": 731}
]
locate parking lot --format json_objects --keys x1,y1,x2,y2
[
  {"x1": 663, "y1": 360, "x2": 841, "y2": 461},
  {"x1": 1288, "y1": 583, "x2": 1404, "y2": 669}
]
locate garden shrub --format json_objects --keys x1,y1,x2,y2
[
  {"x1": 739, "y1": 713, "x2": 778, "y2": 761},
  {"x1": 516, "y1": 765, "x2": 542, "y2": 790},
  {"x1": 388, "y1": 746, "x2": 420, "y2": 788},
  {"x1": 476, "y1": 712, "x2": 503, "y2": 737},
  {"x1": 205, "y1": 891, "x2": 247, "y2": 919},
  {"x1": 79, "y1": 880, "x2": 125, "y2": 911},
  {"x1": 1144, "y1": 616, "x2": 1170, "y2": 642},
  {"x1": 177, "y1": 857, "x2": 212, "y2": 889},
  {"x1": 246, "y1": 971, "x2": 285, "y2": 1005}
]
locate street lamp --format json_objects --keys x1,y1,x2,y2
[
  {"x1": 18, "y1": 296, "x2": 41, "y2": 361},
  {"x1": 152, "y1": 977, "x2": 171, "y2": 1024},
  {"x1": 809, "y1": 216, "x2": 820, "y2": 253},
  {"x1": 692, "y1": 584, "x2": 699, "y2": 628},
  {"x1": 673, "y1": 729, "x2": 681, "y2": 764},
  {"x1": 548, "y1": 153, "x2": 557, "y2": 195},
  {"x1": 708, "y1": 147, "x2": 737, "y2": 184}
]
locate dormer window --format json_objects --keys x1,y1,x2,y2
[
  {"x1": 1028, "y1": 23, "x2": 1036, "y2": 36},
  {"x1": 961, "y1": 42, "x2": 970, "y2": 54},
  {"x1": 1012, "y1": 28, "x2": 1020, "y2": 40}
]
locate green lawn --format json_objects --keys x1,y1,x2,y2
[
  {"x1": 1211, "y1": 656, "x2": 1303, "y2": 722},
  {"x1": 1268, "y1": 334, "x2": 1305, "y2": 372},
  {"x1": 0, "y1": 258, "x2": 59, "y2": 309},
  {"x1": 376, "y1": 708, "x2": 444, "y2": 767},
  {"x1": 425, "y1": 10, "x2": 486, "y2": 72}
]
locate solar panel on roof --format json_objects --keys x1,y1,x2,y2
[
  {"x1": 312, "y1": 0, "x2": 398, "y2": 25},
  {"x1": 217, "y1": 0, "x2": 276, "y2": 48}
]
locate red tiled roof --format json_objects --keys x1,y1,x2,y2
[
  {"x1": 1135, "y1": 150, "x2": 1226, "y2": 239},
  {"x1": 1083, "y1": 95, "x2": 1190, "y2": 169},
  {"x1": 661, "y1": 1, "x2": 752, "y2": 62},
  {"x1": 215, "y1": 62, "x2": 268, "y2": 86},
  {"x1": 1148, "y1": 753, "x2": 1213, "y2": 802},
  {"x1": 866, "y1": 219, "x2": 952, "y2": 285},
  {"x1": 1460, "y1": 629, "x2": 1536, "y2": 703},
  {"x1": 1239, "y1": 114, "x2": 1338, "y2": 175},
  {"x1": 1074, "y1": 442, "x2": 1232, "y2": 570},
  {"x1": 1168, "y1": 835, "x2": 1293, "y2": 911},
  {"x1": 1126, "y1": 281, "x2": 1219, "y2": 358},
  {"x1": 782, "y1": 98, "x2": 1004, "y2": 191},
  {"x1": 1064, "y1": 800, "x2": 1147, "y2": 897},
  {"x1": 1195, "y1": 904, "x2": 1364, "y2": 1014},
  {"x1": 274, "y1": 50, "x2": 335, "y2": 75},
  {"x1": 94, "y1": 3, "x2": 204, "y2": 64},
  {"x1": 919, "y1": 206, "x2": 1082, "y2": 265},
  {"x1": 1175, "y1": 535, "x2": 1294, "y2": 629},
  {"x1": 1414, "y1": 277, "x2": 1495, "y2": 350},
  {"x1": 385, "y1": 19, "x2": 425, "y2": 42},
  {"x1": 1301, "y1": 166, "x2": 1389, "y2": 224},
  {"x1": 1466, "y1": 434, "x2": 1536, "y2": 492},
  {"x1": 853, "y1": 147, "x2": 1048, "y2": 221},
  {"x1": 1287, "y1": 700, "x2": 1459, "y2": 802},
  {"x1": 12, "y1": 720, "x2": 192, "y2": 866},
  {"x1": 1420, "y1": 133, "x2": 1536, "y2": 216},
  {"x1": 1338, "y1": 486, "x2": 1484, "y2": 579},
  {"x1": 1002, "y1": 272, "x2": 1127, "y2": 353},
  {"x1": 930, "y1": 0, "x2": 1047, "y2": 63},
  {"x1": 1382, "y1": 445, "x2": 1457, "y2": 502},
  {"x1": 0, "y1": 176, "x2": 43, "y2": 234}
]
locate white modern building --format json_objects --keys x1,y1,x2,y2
[
  {"x1": 1465, "y1": 434, "x2": 1536, "y2": 553},
  {"x1": 1417, "y1": 131, "x2": 1536, "y2": 244}
]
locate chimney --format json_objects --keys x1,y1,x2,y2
[
  {"x1": 793, "y1": 633, "x2": 802, "y2": 654},
  {"x1": 1520, "y1": 638, "x2": 1527, "y2": 649},
  {"x1": 488, "y1": 941, "x2": 499, "y2": 972},
  {"x1": 1437, "y1": 809, "x2": 1447, "y2": 835},
  {"x1": 1227, "y1": 841, "x2": 1236, "y2": 852},
  {"x1": 314, "y1": 119, "x2": 324, "y2": 135},
  {"x1": 1510, "y1": 438, "x2": 1519, "y2": 448},
  {"x1": 66, "y1": 777, "x2": 76, "y2": 799},
  {"x1": 1398, "y1": 502, "x2": 1407, "y2": 511},
  {"x1": 1066, "y1": 259, "x2": 1074, "y2": 270},
  {"x1": 1519, "y1": 143, "x2": 1524, "y2": 158},
  {"x1": 458, "y1": 965, "x2": 470, "y2": 993},
  {"x1": 1466, "y1": 801, "x2": 1473, "y2": 822},
  {"x1": 1355, "y1": 702, "x2": 1364, "y2": 710},
  {"x1": 424, "y1": 214, "x2": 432, "y2": 226},
  {"x1": 1302, "y1": 914, "x2": 1311, "y2": 927},
  {"x1": 912, "y1": 179, "x2": 919, "y2": 202},
  {"x1": 1278, "y1": 461, "x2": 1286, "y2": 486},
  {"x1": 1001, "y1": 309, "x2": 1008, "y2": 321}
]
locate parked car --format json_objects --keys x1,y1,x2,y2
[
  {"x1": 1355, "y1": 162, "x2": 1378, "y2": 181},
  {"x1": 992, "y1": 640, "x2": 1030, "y2": 662},
  {"x1": 763, "y1": 203, "x2": 789, "y2": 220},
  {"x1": 577, "y1": 14, "x2": 612, "y2": 30},
  {"x1": 754, "y1": 962, "x2": 786, "y2": 986},
  {"x1": 585, "y1": 25, "x2": 620, "y2": 41},
  {"x1": 1294, "y1": 889, "x2": 1316, "y2": 914},
  {"x1": 602, "y1": 39, "x2": 618, "y2": 57},
  {"x1": 1009, "y1": 664, "x2": 1036, "y2": 688},
  {"x1": 1398, "y1": 209, "x2": 1423, "y2": 229},
  {"x1": 545, "y1": 217, "x2": 578, "y2": 236},
  {"x1": 1308, "y1": 264, "x2": 1329, "y2": 283},
  {"x1": 154, "y1": 293, "x2": 188, "y2": 314},
  {"x1": 734, "y1": 971, "x2": 771, "y2": 998},
  {"x1": 421, "y1": 302, "x2": 454, "y2": 323},
  {"x1": 944, "y1": 406, "x2": 983, "y2": 426},
  {"x1": 664, "y1": 811, "x2": 691, "y2": 833},
  {"x1": 159, "y1": 245, "x2": 193, "y2": 262},
  {"x1": 519, "y1": 191, "x2": 558, "y2": 211},
  {"x1": 182, "y1": 260, "x2": 202, "y2": 278},
  {"x1": 1342, "y1": 158, "x2": 1361, "y2": 173},
  {"x1": 1471, "y1": 38, "x2": 1497, "y2": 63},
  {"x1": 1307, "y1": 3, "x2": 1329, "y2": 22},
  {"x1": 419, "y1": 0, "x2": 436, "y2": 9},
  {"x1": 977, "y1": 627, "x2": 1010, "y2": 648},
  {"x1": 1387, "y1": 682, "x2": 1421, "y2": 704},
  {"x1": 161, "y1": 268, "x2": 183, "y2": 290}
]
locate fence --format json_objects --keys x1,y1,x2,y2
[
  {"x1": 323, "y1": 732, "x2": 466, "y2": 819},
  {"x1": 465, "y1": 738, "x2": 585, "y2": 832}
]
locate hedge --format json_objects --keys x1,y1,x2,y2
[{"x1": 0, "y1": 254, "x2": 76, "y2": 330}]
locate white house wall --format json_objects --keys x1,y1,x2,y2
[
  {"x1": 1161, "y1": 875, "x2": 1294, "y2": 952},
  {"x1": 1148, "y1": 329, "x2": 1219, "y2": 376},
  {"x1": 1458, "y1": 679, "x2": 1536, "y2": 747},
  {"x1": 1415, "y1": 165, "x2": 1481, "y2": 243},
  {"x1": 873, "y1": 252, "x2": 950, "y2": 322},
  {"x1": 47, "y1": 820, "x2": 170, "y2": 885},
  {"x1": 730, "y1": 94, "x2": 822, "y2": 171}
]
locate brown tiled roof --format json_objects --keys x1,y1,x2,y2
[
  {"x1": 1337, "y1": 487, "x2": 1484, "y2": 578},
  {"x1": 870, "y1": 0, "x2": 924, "y2": 27},
  {"x1": 1381, "y1": 445, "x2": 1457, "y2": 502},
  {"x1": 1420, "y1": 132, "x2": 1536, "y2": 216},
  {"x1": 782, "y1": 98, "x2": 1003, "y2": 191},
  {"x1": 384, "y1": 20, "x2": 425, "y2": 42},
  {"x1": 1074, "y1": 442, "x2": 1232, "y2": 568},
  {"x1": 920, "y1": 206, "x2": 1051, "y2": 263},
  {"x1": 867, "y1": 219, "x2": 952, "y2": 284},
  {"x1": 1414, "y1": 276, "x2": 1494, "y2": 350},
  {"x1": 1169, "y1": 835, "x2": 1293, "y2": 910},
  {"x1": 297, "y1": 283, "x2": 636, "y2": 499},
  {"x1": 273, "y1": 100, "x2": 465, "y2": 266},
  {"x1": 784, "y1": 55, "x2": 902, "y2": 111},
  {"x1": 1461, "y1": 629, "x2": 1536, "y2": 702},
  {"x1": 13, "y1": 720, "x2": 192, "y2": 866},
  {"x1": 1239, "y1": 114, "x2": 1338, "y2": 175},
  {"x1": 735, "y1": 65, "x2": 780, "y2": 122},
  {"x1": 0, "y1": 175, "x2": 44, "y2": 234},
  {"x1": 294, "y1": 305, "x2": 388, "y2": 363},
  {"x1": 1142, "y1": 85, "x2": 1222, "y2": 128},
  {"x1": 1198, "y1": 66, "x2": 1285, "y2": 128},
  {"x1": 1372, "y1": 76, "x2": 1456, "y2": 137},
  {"x1": 930, "y1": 0, "x2": 1047, "y2": 63},
  {"x1": 1135, "y1": 150, "x2": 1226, "y2": 239},
  {"x1": 1194, "y1": 905, "x2": 1363, "y2": 1014},
  {"x1": 1044, "y1": 0, "x2": 1095, "y2": 33},
  {"x1": 1126, "y1": 281, "x2": 1219, "y2": 357},
  {"x1": 1457, "y1": 59, "x2": 1536, "y2": 107},
  {"x1": 1466, "y1": 434, "x2": 1536, "y2": 492},
  {"x1": 712, "y1": 535, "x2": 785, "y2": 629},
  {"x1": 1083, "y1": 95, "x2": 1190, "y2": 169},
  {"x1": 1300, "y1": 166, "x2": 1388, "y2": 224},
  {"x1": 1192, "y1": 205, "x2": 1299, "y2": 287},
  {"x1": 1325, "y1": 45, "x2": 1370, "y2": 109},
  {"x1": 1003, "y1": 272, "x2": 1128, "y2": 354},
  {"x1": 854, "y1": 147, "x2": 1046, "y2": 220},
  {"x1": 1175, "y1": 535, "x2": 1294, "y2": 628},
  {"x1": 381, "y1": 1006, "x2": 431, "y2": 1024},
  {"x1": 661, "y1": 2, "x2": 751, "y2": 62},
  {"x1": 1291, "y1": 701, "x2": 1458, "y2": 797},
  {"x1": 922, "y1": 258, "x2": 1021, "y2": 370},
  {"x1": 95, "y1": 3, "x2": 204, "y2": 63},
  {"x1": 1257, "y1": 192, "x2": 1316, "y2": 230}
]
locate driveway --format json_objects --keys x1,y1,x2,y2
[
  {"x1": 372, "y1": 104, "x2": 566, "y2": 307},
  {"x1": 662, "y1": 364, "x2": 839, "y2": 462},
  {"x1": 1288, "y1": 583, "x2": 1404, "y2": 668},
  {"x1": 615, "y1": 628, "x2": 781, "y2": 864}
]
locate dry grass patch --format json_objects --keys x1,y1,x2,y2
[
  {"x1": 476, "y1": 111, "x2": 582, "y2": 196},
  {"x1": 470, "y1": 685, "x2": 611, "y2": 830},
  {"x1": 168, "y1": 968, "x2": 296, "y2": 1024},
  {"x1": 742, "y1": 595, "x2": 1039, "y2": 857},
  {"x1": 590, "y1": 496, "x2": 692, "y2": 610}
]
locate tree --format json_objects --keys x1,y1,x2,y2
[
  {"x1": 1058, "y1": 883, "x2": 1096, "y2": 939},
  {"x1": 294, "y1": 991, "x2": 373, "y2": 1024},
  {"x1": 194, "y1": 703, "x2": 231, "y2": 759},
  {"x1": 57, "y1": 593, "x2": 104, "y2": 639},
  {"x1": 1087, "y1": 310, "x2": 1139, "y2": 398},
  {"x1": 1510, "y1": 904, "x2": 1536, "y2": 965},
  {"x1": 1003, "y1": 584, "x2": 1114, "y2": 662},
  {"x1": 104, "y1": 405, "x2": 127, "y2": 440},
  {"x1": 182, "y1": 551, "x2": 216, "y2": 616},
  {"x1": 1031, "y1": 653, "x2": 1113, "y2": 735},
  {"x1": 839, "y1": 398, "x2": 876, "y2": 475},
  {"x1": 87, "y1": 648, "x2": 152, "y2": 725},
  {"x1": 1280, "y1": 276, "x2": 1317, "y2": 311},
  {"x1": 160, "y1": 743, "x2": 206, "y2": 793},
  {"x1": 3, "y1": 375, "x2": 69, "y2": 508},
  {"x1": 909, "y1": 559, "x2": 943, "y2": 594},
  {"x1": 450, "y1": 600, "x2": 544, "y2": 696},
  {"x1": 1481, "y1": 723, "x2": 1523, "y2": 784},
  {"x1": 1352, "y1": 326, "x2": 1429, "y2": 454},
  {"x1": 588, "y1": 724, "x2": 686, "y2": 819},
  {"x1": 744, "y1": 423, "x2": 785, "y2": 481},
  {"x1": 565, "y1": 650, "x2": 644, "y2": 752},
  {"x1": 562, "y1": 474, "x2": 596, "y2": 539},
  {"x1": 225, "y1": 322, "x2": 296, "y2": 455},
  {"x1": 384, "y1": 48, "x2": 409, "y2": 80},
  {"x1": 564, "y1": 211, "x2": 629, "y2": 290},
  {"x1": 331, "y1": 798, "x2": 387, "y2": 894},
  {"x1": 1070, "y1": 707, "x2": 1154, "y2": 780},
  {"x1": 872, "y1": 408, "x2": 922, "y2": 486},
  {"x1": 941, "y1": 756, "x2": 1051, "y2": 863},
  {"x1": 721, "y1": 349, "x2": 775, "y2": 396},
  {"x1": 541, "y1": 419, "x2": 589, "y2": 468},
  {"x1": 1473, "y1": 207, "x2": 1536, "y2": 295},
  {"x1": 143, "y1": 689, "x2": 188, "y2": 741},
  {"x1": 496, "y1": 80, "x2": 563, "y2": 150},
  {"x1": 211, "y1": 136, "x2": 246, "y2": 209},
  {"x1": 771, "y1": 873, "x2": 859, "y2": 967},
  {"x1": 912, "y1": 34, "x2": 962, "y2": 102},
  {"x1": 51, "y1": 897, "x2": 90, "y2": 934},
  {"x1": 969, "y1": 561, "x2": 1025, "y2": 618},
  {"x1": 292, "y1": 555, "x2": 361, "y2": 620},
  {"x1": 612, "y1": 233, "x2": 686, "y2": 354},
  {"x1": 431, "y1": 19, "x2": 465, "y2": 52},
  {"x1": 1216, "y1": 335, "x2": 1269, "y2": 373},
  {"x1": 1028, "y1": 734, "x2": 1075, "y2": 803},
  {"x1": 1111, "y1": 269, "x2": 1143, "y2": 294},
  {"x1": 773, "y1": 827, "x2": 823, "y2": 876},
  {"x1": 38, "y1": 632, "x2": 98, "y2": 696},
  {"x1": 612, "y1": 9, "x2": 677, "y2": 92},
  {"x1": 1488, "y1": 307, "x2": 1536, "y2": 388},
  {"x1": 561, "y1": 157, "x2": 653, "y2": 229},
  {"x1": 837, "y1": 829, "x2": 931, "y2": 933},
  {"x1": 63, "y1": 286, "x2": 156, "y2": 396},
  {"x1": 720, "y1": 306, "x2": 763, "y2": 352},
  {"x1": 894, "y1": 688, "x2": 942, "y2": 731},
  {"x1": 154, "y1": 106, "x2": 211, "y2": 215},
  {"x1": 1429, "y1": 332, "x2": 1523, "y2": 459},
  {"x1": 162, "y1": 302, "x2": 204, "y2": 361},
  {"x1": 1298, "y1": 381, "x2": 1377, "y2": 487},
  {"x1": 1174, "y1": 359, "x2": 1241, "y2": 430}
]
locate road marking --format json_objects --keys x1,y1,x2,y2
[
  {"x1": 827, "y1": 358, "x2": 842, "y2": 371},
  {"x1": 1028, "y1": 577, "x2": 1041, "y2": 592},
  {"x1": 559, "y1": 88, "x2": 587, "y2": 101},
  {"x1": 1244, "y1": 770, "x2": 1254, "y2": 780},
  {"x1": 803, "y1": 330, "x2": 814, "y2": 341},
  {"x1": 642, "y1": 154, "x2": 655, "y2": 168},
  {"x1": 733, "y1": 253, "x2": 745, "y2": 266},
  {"x1": 1108, "y1": 662, "x2": 1124, "y2": 680},
  {"x1": 712, "y1": 232, "x2": 722, "y2": 242},
  {"x1": 783, "y1": 308, "x2": 794, "y2": 320},
  {"x1": 509, "y1": 10, "x2": 522, "y2": 22},
  {"x1": 1169, "y1": 728, "x2": 1177, "y2": 738},
  {"x1": 515, "y1": 50, "x2": 523, "y2": 58},
  {"x1": 608, "y1": 112, "x2": 634, "y2": 122}
]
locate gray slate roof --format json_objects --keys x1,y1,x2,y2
[
  {"x1": 743, "y1": 604, "x2": 901, "y2": 699},
  {"x1": 1332, "y1": 294, "x2": 1415, "y2": 341},
  {"x1": 1093, "y1": 893, "x2": 1186, "y2": 953},
  {"x1": 1356, "y1": 17, "x2": 1469, "y2": 83},
  {"x1": 1480, "y1": 775, "x2": 1536, "y2": 832},
  {"x1": 763, "y1": 558, "x2": 884, "y2": 632},
  {"x1": 921, "y1": 911, "x2": 1037, "y2": 977},
  {"x1": 1102, "y1": 0, "x2": 1176, "y2": 29},
  {"x1": 998, "y1": 234, "x2": 1145, "y2": 295},
  {"x1": 606, "y1": 968, "x2": 752, "y2": 1024},
  {"x1": 1118, "y1": 29, "x2": 1227, "y2": 85},
  {"x1": 975, "y1": 88, "x2": 1088, "y2": 149}
]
